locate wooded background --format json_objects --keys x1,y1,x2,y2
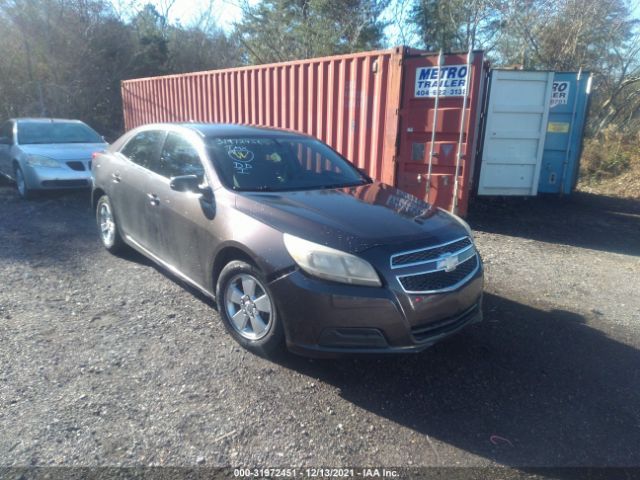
[{"x1": 0, "y1": 0, "x2": 638, "y2": 186}]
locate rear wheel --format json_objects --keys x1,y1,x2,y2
[
  {"x1": 216, "y1": 260, "x2": 285, "y2": 357},
  {"x1": 96, "y1": 195, "x2": 124, "y2": 253},
  {"x1": 14, "y1": 165, "x2": 34, "y2": 200}
]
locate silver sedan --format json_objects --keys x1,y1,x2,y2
[{"x1": 0, "y1": 118, "x2": 108, "y2": 199}]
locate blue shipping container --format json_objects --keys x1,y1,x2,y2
[{"x1": 538, "y1": 71, "x2": 591, "y2": 194}]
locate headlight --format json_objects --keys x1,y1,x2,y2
[
  {"x1": 25, "y1": 155, "x2": 62, "y2": 168},
  {"x1": 283, "y1": 233, "x2": 381, "y2": 287}
]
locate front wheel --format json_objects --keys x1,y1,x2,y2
[
  {"x1": 96, "y1": 195, "x2": 125, "y2": 253},
  {"x1": 14, "y1": 165, "x2": 35, "y2": 199},
  {"x1": 216, "y1": 260, "x2": 285, "y2": 357}
]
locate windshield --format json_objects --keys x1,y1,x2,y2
[
  {"x1": 206, "y1": 136, "x2": 369, "y2": 192},
  {"x1": 18, "y1": 121, "x2": 103, "y2": 145}
]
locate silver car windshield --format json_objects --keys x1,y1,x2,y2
[
  {"x1": 206, "y1": 136, "x2": 369, "y2": 192},
  {"x1": 18, "y1": 122, "x2": 102, "y2": 145}
]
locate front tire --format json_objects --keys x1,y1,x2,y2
[
  {"x1": 96, "y1": 195, "x2": 124, "y2": 253},
  {"x1": 14, "y1": 165, "x2": 35, "y2": 200},
  {"x1": 216, "y1": 260, "x2": 285, "y2": 357}
]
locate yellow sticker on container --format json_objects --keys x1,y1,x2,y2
[{"x1": 547, "y1": 122, "x2": 570, "y2": 133}]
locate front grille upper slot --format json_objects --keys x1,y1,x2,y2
[
  {"x1": 391, "y1": 237, "x2": 472, "y2": 268},
  {"x1": 66, "y1": 161, "x2": 86, "y2": 171},
  {"x1": 398, "y1": 254, "x2": 478, "y2": 293}
]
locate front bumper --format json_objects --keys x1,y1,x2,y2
[
  {"x1": 22, "y1": 163, "x2": 92, "y2": 190},
  {"x1": 268, "y1": 258, "x2": 484, "y2": 357}
]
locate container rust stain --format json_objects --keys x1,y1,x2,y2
[{"x1": 121, "y1": 47, "x2": 486, "y2": 216}]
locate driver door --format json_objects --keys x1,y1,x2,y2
[{"x1": 145, "y1": 131, "x2": 218, "y2": 287}]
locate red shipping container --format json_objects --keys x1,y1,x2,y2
[{"x1": 121, "y1": 47, "x2": 488, "y2": 216}]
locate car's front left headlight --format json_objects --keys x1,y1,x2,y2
[
  {"x1": 25, "y1": 155, "x2": 62, "y2": 168},
  {"x1": 283, "y1": 233, "x2": 381, "y2": 287}
]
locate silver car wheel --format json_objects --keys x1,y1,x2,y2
[
  {"x1": 224, "y1": 273, "x2": 273, "y2": 340},
  {"x1": 99, "y1": 202, "x2": 116, "y2": 247},
  {"x1": 15, "y1": 167, "x2": 26, "y2": 197}
]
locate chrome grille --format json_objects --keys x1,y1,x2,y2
[
  {"x1": 391, "y1": 236, "x2": 479, "y2": 294},
  {"x1": 398, "y1": 255, "x2": 478, "y2": 293},
  {"x1": 391, "y1": 237, "x2": 472, "y2": 268}
]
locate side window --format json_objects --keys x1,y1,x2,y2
[
  {"x1": 0, "y1": 121, "x2": 13, "y2": 143},
  {"x1": 159, "y1": 132, "x2": 204, "y2": 179},
  {"x1": 120, "y1": 130, "x2": 166, "y2": 170}
]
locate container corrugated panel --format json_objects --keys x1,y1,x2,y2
[
  {"x1": 538, "y1": 71, "x2": 591, "y2": 194},
  {"x1": 477, "y1": 69, "x2": 555, "y2": 196},
  {"x1": 121, "y1": 47, "x2": 486, "y2": 216},
  {"x1": 121, "y1": 48, "x2": 405, "y2": 186}
]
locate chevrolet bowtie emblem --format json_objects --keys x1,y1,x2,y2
[{"x1": 438, "y1": 254, "x2": 459, "y2": 272}]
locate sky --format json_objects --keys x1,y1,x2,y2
[
  {"x1": 128, "y1": 0, "x2": 247, "y2": 29},
  {"x1": 113, "y1": 0, "x2": 417, "y2": 46},
  {"x1": 171, "y1": 0, "x2": 244, "y2": 28},
  {"x1": 116, "y1": 0, "x2": 640, "y2": 46}
]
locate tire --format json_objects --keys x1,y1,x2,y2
[
  {"x1": 96, "y1": 195, "x2": 125, "y2": 253},
  {"x1": 216, "y1": 260, "x2": 285, "y2": 357},
  {"x1": 14, "y1": 165, "x2": 35, "y2": 200}
]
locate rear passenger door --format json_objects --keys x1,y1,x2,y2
[{"x1": 115, "y1": 129, "x2": 167, "y2": 247}]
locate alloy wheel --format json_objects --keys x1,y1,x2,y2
[
  {"x1": 224, "y1": 273, "x2": 273, "y2": 340},
  {"x1": 99, "y1": 202, "x2": 116, "y2": 247},
  {"x1": 15, "y1": 168, "x2": 26, "y2": 197}
]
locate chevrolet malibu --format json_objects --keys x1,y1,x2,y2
[
  {"x1": 0, "y1": 118, "x2": 108, "y2": 199},
  {"x1": 91, "y1": 123, "x2": 483, "y2": 357}
]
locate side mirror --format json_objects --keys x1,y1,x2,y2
[
  {"x1": 170, "y1": 174, "x2": 201, "y2": 192},
  {"x1": 170, "y1": 175, "x2": 214, "y2": 201},
  {"x1": 358, "y1": 168, "x2": 372, "y2": 182}
]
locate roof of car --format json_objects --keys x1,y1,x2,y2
[{"x1": 179, "y1": 123, "x2": 311, "y2": 139}]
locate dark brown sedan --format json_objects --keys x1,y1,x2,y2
[{"x1": 91, "y1": 123, "x2": 483, "y2": 357}]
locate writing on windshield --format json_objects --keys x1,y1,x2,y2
[{"x1": 206, "y1": 136, "x2": 369, "y2": 192}]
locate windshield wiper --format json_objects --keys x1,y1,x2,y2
[
  {"x1": 319, "y1": 180, "x2": 370, "y2": 190},
  {"x1": 233, "y1": 185, "x2": 276, "y2": 192}
]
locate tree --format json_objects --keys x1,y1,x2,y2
[
  {"x1": 0, "y1": 0, "x2": 243, "y2": 138},
  {"x1": 234, "y1": 0, "x2": 390, "y2": 64},
  {"x1": 410, "y1": 0, "x2": 503, "y2": 52},
  {"x1": 130, "y1": 3, "x2": 170, "y2": 77},
  {"x1": 493, "y1": 0, "x2": 640, "y2": 134}
]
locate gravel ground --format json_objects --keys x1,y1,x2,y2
[{"x1": 0, "y1": 180, "x2": 639, "y2": 473}]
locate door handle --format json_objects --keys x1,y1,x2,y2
[
  {"x1": 111, "y1": 172, "x2": 121, "y2": 183},
  {"x1": 147, "y1": 193, "x2": 160, "y2": 206}
]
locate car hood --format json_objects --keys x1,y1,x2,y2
[
  {"x1": 235, "y1": 182, "x2": 468, "y2": 253},
  {"x1": 19, "y1": 143, "x2": 108, "y2": 161}
]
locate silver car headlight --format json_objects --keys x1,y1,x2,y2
[
  {"x1": 25, "y1": 155, "x2": 62, "y2": 168},
  {"x1": 283, "y1": 233, "x2": 381, "y2": 287}
]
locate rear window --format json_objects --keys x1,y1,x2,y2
[{"x1": 18, "y1": 121, "x2": 102, "y2": 145}]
